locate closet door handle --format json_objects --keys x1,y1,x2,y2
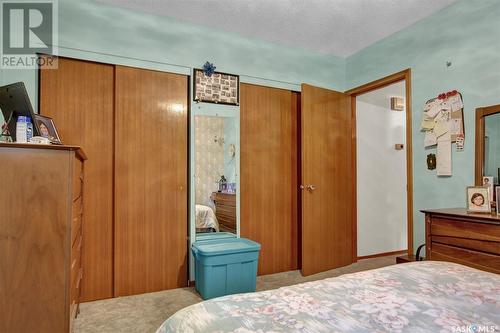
[{"x1": 300, "y1": 185, "x2": 316, "y2": 191}]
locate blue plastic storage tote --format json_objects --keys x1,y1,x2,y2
[
  {"x1": 195, "y1": 232, "x2": 236, "y2": 242},
  {"x1": 192, "y1": 238, "x2": 261, "y2": 300}
]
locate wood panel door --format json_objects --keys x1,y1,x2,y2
[
  {"x1": 114, "y1": 66, "x2": 188, "y2": 296},
  {"x1": 301, "y1": 84, "x2": 353, "y2": 276},
  {"x1": 40, "y1": 57, "x2": 115, "y2": 301},
  {"x1": 240, "y1": 84, "x2": 299, "y2": 275}
]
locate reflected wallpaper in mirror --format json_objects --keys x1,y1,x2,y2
[
  {"x1": 195, "y1": 115, "x2": 237, "y2": 237},
  {"x1": 484, "y1": 112, "x2": 500, "y2": 183}
]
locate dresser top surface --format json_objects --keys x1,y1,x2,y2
[
  {"x1": 421, "y1": 208, "x2": 500, "y2": 224},
  {"x1": 0, "y1": 142, "x2": 87, "y2": 160}
]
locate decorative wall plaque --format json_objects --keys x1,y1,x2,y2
[{"x1": 194, "y1": 69, "x2": 239, "y2": 106}]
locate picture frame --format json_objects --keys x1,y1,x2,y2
[
  {"x1": 482, "y1": 176, "x2": 494, "y2": 201},
  {"x1": 466, "y1": 186, "x2": 491, "y2": 213},
  {"x1": 33, "y1": 114, "x2": 62, "y2": 144},
  {"x1": 193, "y1": 69, "x2": 239, "y2": 106},
  {"x1": 496, "y1": 186, "x2": 500, "y2": 215}
]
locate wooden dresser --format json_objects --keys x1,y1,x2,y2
[
  {"x1": 0, "y1": 143, "x2": 86, "y2": 333},
  {"x1": 422, "y1": 208, "x2": 500, "y2": 274},
  {"x1": 211, "y1": 192, "x2": 237, "y2": 233}
]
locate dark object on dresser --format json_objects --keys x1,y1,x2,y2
[
  {"x1": 0, "y1": 143, "x2": 86, "y2": 333},
  {"x1": 211, "y1": 192, "x2": 237, "y2": 233},
  {"x1": 422, "y1": 208, "x2": 500, "y2": 274}
]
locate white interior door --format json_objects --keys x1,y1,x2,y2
[{"x1": 356, "y1": 81, "x2": 407, "y2": 257}]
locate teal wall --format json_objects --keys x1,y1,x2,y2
[{"x1": 346, "y1": 0, "x2": 500, "y2": 247}]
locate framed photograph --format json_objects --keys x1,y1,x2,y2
[
  {"x1": 482, "y1": 176, "x2": 494, "y2": 201},
  {"x1": 466, "y1": 186, "x2": 491, "y2": 213},
  {"x1": 496, "y1": 186, "x2": 500, "y2": 215},
  {"x1": 193, "y1": 69, "x2": 239, "y2": 106},
  {"x1": 33, "y1": 114, "x2": 62, "y2": 144}
]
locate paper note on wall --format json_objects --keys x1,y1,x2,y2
[
  {"x1": 426, "y1": 104, "x2": 442, "y2": 118},
  {"x1": 450, "y1": 119, "x2": 462, "y2": 135},
  {"x1": 449, "y1": 95, "x2": 464, "y2": 112},
  {"x1": 437, "y1": 131, "x2": 452, "y2": 176},
  {"x1": 424, "y1": 130, "x2": 437, "y2": 147},
  {"x1": 421, "y1": 118, "x2": 436, "y2": 130},
  {"x1": 434, "y1": 119, "x2": 450, "y2": 138}
]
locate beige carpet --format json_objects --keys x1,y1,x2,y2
[{"x1": 75, "y1": 255, "x2": 398, "y2": 333}]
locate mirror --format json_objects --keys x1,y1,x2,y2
[
  {"x1": 475, "y1": 105, "x2": 500, "y2": 205},
  {"x1": 484, "y1": 112, "x2": 500, "y2": 183},
  {"x1": 194, "y1": 114, "x2": 238, "y2": 238}
]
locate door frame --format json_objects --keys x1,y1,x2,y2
[{"x1": 345, "y1": 69, "x2": 413, "y2": 261}]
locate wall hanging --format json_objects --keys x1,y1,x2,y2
[
  {"x1": 194, "y1": 68, "x2": 239, "y2": 106},
  {"x1": 420, "y1": 90, "x2": 464, "y2": 176}
]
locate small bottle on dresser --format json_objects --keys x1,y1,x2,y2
[{"x1": 16, "y1": 116, "x2": 33, "y2": 143}]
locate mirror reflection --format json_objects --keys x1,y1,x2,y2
[
  {"x1": 195, "y1": 115, "x2": 237, "y2": 238},
  {"x1": 484, "y1": 112, "x2": 500, "y2": 184}
]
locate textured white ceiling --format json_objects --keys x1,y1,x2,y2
[{"x1": 98, "y1": 0, "x2": 457, "y2": 57}]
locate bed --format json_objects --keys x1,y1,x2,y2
[
  {"x1": 157, "y1": 261, "x2": 499, "y2": 332},
  {"x1": 195, "y1": 204, "x2": 219, "y2": 232}
]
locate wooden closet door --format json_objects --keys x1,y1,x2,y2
[
  {"x1": 240, "y1": 83, "x2": 299, "y2": 275},
  {"x1": 301, "y1": 84, "x2": 353, "y2": 276},
  {"x1": 114, "y1": 66, "x2": 188, "y2": 296},
  {"x1": 40, "y1": 57, "x2": 115, "y2": 301}
]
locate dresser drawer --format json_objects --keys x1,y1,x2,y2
[
  {"x1": 71, "y1": 199, "x2": 82, "y2": 246},
  {"x1": 71, "y1": 234, "x2": 82, "y2": 281},
  {"x1": 72, "y1": 159, "x2": 83, "y2": 200},
  {"x1": 430, "y1": 243, "x2": 500, "y2": 274},
  {"x1": 431, "y1": 218, "x2": 500, "y2": 242},
  {"x1": 218, "y1": 218, "x2": 236, "y2": 228},
  {"x1": 70, "y1": 259, "x2": 82, "y2": 317},
  {"x1": 216, "y1": 205, "x2": 236, "y2": 218},
  {"x1": 212, "y1": 193, "x2": 236, "y2": 206},
  {"x1": 431, "y1": 235, "x2": 500, "y2": 255},
  {"x1": 69, "y1": 266, "x2": 81, "y2": 323},
  {"x1": 70, "y1": 267, "x2": 82, "y2": 304}
]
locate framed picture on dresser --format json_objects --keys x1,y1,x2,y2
[
  {"x1": 33, "y1": 114, "x2": 62, "y2": 144},
  {"x1": 466, "y1": 186, "x2": 491, "y2": 213},
  {"x1": 496, "y1": 186, "x2": 500, "y2": 215}
]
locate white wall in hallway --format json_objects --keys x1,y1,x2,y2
[{"x1": 356, "y1": 81, "x2": 407, "y2": 257}]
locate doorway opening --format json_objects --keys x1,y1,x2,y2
[{"x1": 347, "y1": 69, "x2": 413, "y2": 260}]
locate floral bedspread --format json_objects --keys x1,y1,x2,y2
[{"x1": 157, "y1": 262, "x2": 500, "y2": 333}]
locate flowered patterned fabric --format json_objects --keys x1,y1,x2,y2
[{"x1": 157, "y1": 262, "x2": 500, "y2": 333}]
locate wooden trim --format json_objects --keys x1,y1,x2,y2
[
  {"x1": 0, "y1": 142, "x2": 87, "y2": 160},
  {"x1": 350, "y1": 95, "x2": 357, "y2": 263},
  {"x1": 345, "y1": 69, "x2": 410, "y2": 96},
  {"x1": 479, "y1": 104, "x2": 500, "y2": 117},
  {"x1": 346, "y1": 69, "x2": 414, "y2": 257},
  {"x1": 475, "y1": 108, "x2": 485, "y2": 186},
  {"x1": 357, "y1": 250, "x2": 407, "y2": 260},
  {"x1": 405, "y1": 70, "x2": 414, "y2": 255},
  {"x1": 111, "y1": 66, "x2": 116, "y2": 297},
  {"x1": 475, "y1": 104, "x2": 500, "y2": 185}
]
